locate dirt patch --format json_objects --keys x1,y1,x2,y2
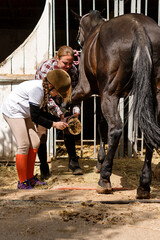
[{"x1": 0, "y1": 145, "x2": 160, "y2": 240}]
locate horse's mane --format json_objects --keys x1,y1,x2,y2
[{"x1": 89, "y1": 10, "x2": 103, "y2": 22}]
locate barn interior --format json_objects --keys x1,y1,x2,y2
[{"x1": 0, "y1": 0, "x2": 158, "y2": 143}]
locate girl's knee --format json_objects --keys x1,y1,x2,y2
[
  {"x1": 17, "y1": 142, "x2": 30, "y2": 155},
  {"x1": 32, "y1": 135, "x2": 40, "y2": 149}
]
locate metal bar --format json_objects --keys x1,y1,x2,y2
[
  {"x1": 158, "y1": 0, "x2": 160, "y2": 26},
  {"x1": 145, "y1": 0, "x2": 148, "y2": 15},
  {"x1": 115, "y1": 98, "x2": 124, "y2": 158},
  {"x1": 94, "y1": 95, "x2": 97, "y2": 158},
  {"x1": 137, "y1": 0, "x2": 141, "y2": 13},
  {"x1": 93, "y1": 0, "x2": 95, "y2": 10},
  {"x1": 114, "y1": 0, "x2": 119, "y2": 17},
  {"x1": 82, "y1": 140, "x2": 95, "y2": 142},
  {"x1": 49, "y1": 127, "x2": 54, "y2": 157},
  {"x1": 119, "y1": 98, "x2": 124, "y2": 157},
  {"x1": 133, "y1": 121, "x2": 138, "y2": 157},
  {"x1": 53, "y1": 128, "x2": 57, "y2": 157},
  {"x1": 66, "y1": 0, "x2": 69, "y2": 45},
  {"x1": 79, "y1": 0, "x2": 82, "y2": 16},
  {"x1": 119, "y1": 0, "x2": 124, "y2": 16},
  {"x1": 131, "y1": 0, "x2": 136, "y2": 13},
  {"x1": 128, "y1": 95, "x2": 133, "y2": 157},
  {"x1": 48, "y1": 0, "x2": 53, "y2": 59},
  {"x1": 81, "y1": 101, "x2": 84, "y2": 157},
  {"x1": 53, "y1": 0, "x2": 56, "y2": 54},
  {"x1": 106, "y1": 0, "x2": 109, "y2": 20},
  {"x1": 56, "y1": 140, "x2": 65, "y2": 143}
]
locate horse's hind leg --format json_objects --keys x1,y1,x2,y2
[
  {"x1": 95, "y1": 114, "x2": 108, "y2": 173},
  {"x1": 137, "y1": 81, "x2": 160, "y2": 199},
  {"x1": 137, "y1": 87, "x2": 160, "y2": 199},
  {"x1": 137, "y1": 143, "x2": 153, "y2": 199},
  {"x1": 96, "y1": 96, "x2": 122, "y2": 194}
]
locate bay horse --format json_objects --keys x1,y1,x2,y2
[{"x1": 71, "y1": 10, "x2": 160, "y2": 199}]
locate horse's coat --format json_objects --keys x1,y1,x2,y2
[{"x1": 71, "y1": 10, "x2": 160, "y2": 198}]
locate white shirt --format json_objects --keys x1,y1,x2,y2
[{"x1": 2, "y1": 80, "x2": 44, "y2": 118}]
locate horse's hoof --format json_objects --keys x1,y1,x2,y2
[
  {"x1": 136, "y1": 193, "x2": 150, "y2": 199},
  {"x1": 96, "y1": 181, "x2": 112, "y2": 194},
  {"x1": 136, "y1": 187, "x2": 150, "y2": 199}
]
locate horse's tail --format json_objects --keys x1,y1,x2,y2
[{"x1": 131, "y1": 26, "x2": 160, "y2": 149}]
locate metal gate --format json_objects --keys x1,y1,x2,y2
[{"x1": 47, "y1": 0, "x2": 160, "y2": 159}]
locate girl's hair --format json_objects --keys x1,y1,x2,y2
[
  {"x1": 41, "y1": 77, "x2": 49, "y2": 110},
  {"x1": 56, "y1": 45, "x2": 74, "y2": 59}
]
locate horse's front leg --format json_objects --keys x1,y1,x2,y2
[
  {"x1": 96, "y1": 96, "x2": 122, "y2": 194},
  {"x1": 137, "y1": 143, "x2": 153, "y2": 199}
]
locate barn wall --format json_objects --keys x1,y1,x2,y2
[{"x1": 0, "y1": 0, "x2": 51, "y2": 159}]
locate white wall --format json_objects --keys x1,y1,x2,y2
[{"x1": 0, "y1": 0, "x2": 50, "y2": 159}]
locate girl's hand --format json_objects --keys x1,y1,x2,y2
[{"x1": 53, "y1": 121, "x2": 68, "y2": 130}]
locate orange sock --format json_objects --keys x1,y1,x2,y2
[
  {"x1": 27, "y1": 148, "x2": 38, "y2": 179},
  {"x1": 16, "y1": 154, "x2": 28, "y2": 183}
]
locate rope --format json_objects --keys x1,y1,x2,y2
[{"x1": 51, "y1": 187, "x2": 134, "y2": 191}]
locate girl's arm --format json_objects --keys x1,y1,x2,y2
[{"x1": 30, "y1": 103, "x2": 68, "y2": 130}]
